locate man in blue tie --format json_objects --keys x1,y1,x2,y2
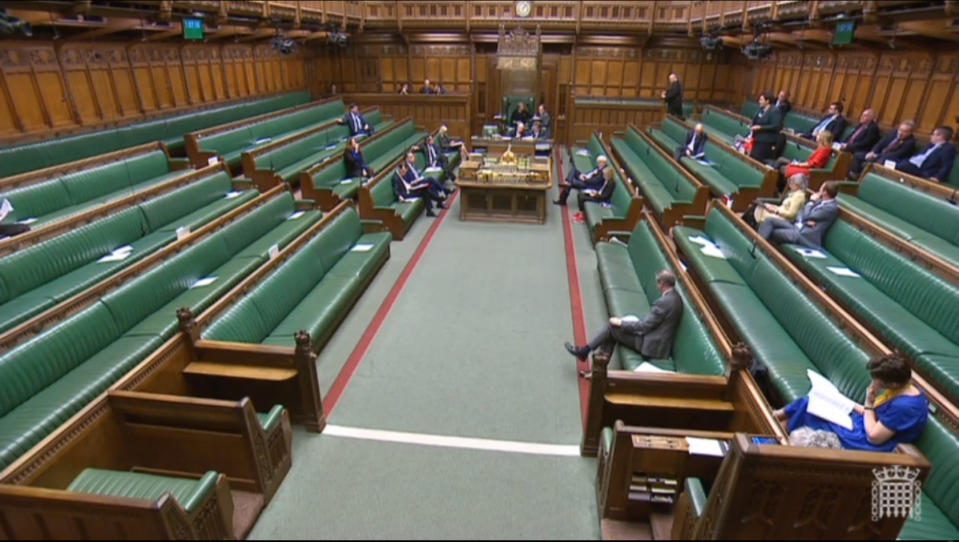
[
  {"x1": 802, "y1": 102, "x2": 846, "y2": 142},
  {"x1": 895, "y1": 126, "x2": 956, "y2": 183},
  {"x1": 338, "y1": 103, "x2": 373, "y2": 137}
]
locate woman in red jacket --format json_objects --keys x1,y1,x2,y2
[{"x1": 778, "y1": 131, "x2": 833, "y2": 193}]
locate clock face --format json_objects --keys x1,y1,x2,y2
[{"x1": 516, "y1": 1, "x2": 532, "y2": 17}]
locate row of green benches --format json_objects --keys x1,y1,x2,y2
[
  {"x1": 0, "y1": 91, "x2": 310, "y2": 179},
  {"x1": 0, "y1": 164, "x2": 258, "y2": 334}
]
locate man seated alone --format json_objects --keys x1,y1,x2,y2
[
  {"x1": 554, "y1": 155, "x2": 607, "y2": 206},
  {"x1": 895, "y1": 126, "x2": 956, "y2": 183},
  {"x1": 564, "y1": 270, "x2": 682, "y2": 371},
  {"x1": 675, "y1": 123, "x2": 707, "y2": 161},
  {"x1": 338, "y1": 103, "x2": 373, "y2": 137},
  {"x1": 392, "y1": 162, "x2": 445, "y2": 218},
  {"x1": 757, "y1": 181, "x2": 839, "y2": 248}
]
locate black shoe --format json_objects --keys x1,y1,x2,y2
[
  {"x1": 437, "y1": 201, "x2": 448, "y2": 209},
  {"x1": 553, "y1": 199, "x2": 566, "y2": 206},
  {"x1": 425, "y1": 209, "x2": 437, "y2": 217},
  {"x1": 565, "y1": 342, "x2": 588, "y2": 359}
]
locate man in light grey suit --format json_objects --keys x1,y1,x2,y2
[
  {"x1": 757, "y1": 181, "x2": 839, "y2": 248},
  {"x1": 565, "y1": 270, "x2": 682, "y2": 363}
]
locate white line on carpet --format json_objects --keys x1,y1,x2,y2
[{"x1": 323, "y1": 425, "x2": 581, "y2": 457}]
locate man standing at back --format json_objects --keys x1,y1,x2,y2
[
  {"x1": 661, "y1": 73, "x2": 684, "y2": 119},
  {"x1": 565, "y1": 270, "x2": 683, "y2": 368}
]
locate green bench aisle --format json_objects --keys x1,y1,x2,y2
[
  {"x1": 0, "y1": 168, "x2": 258, "y2": 333},
  {"x1": 1, "y1": 146, "x2": 188, "y2": 229},
  {"x1": 0, "y1": 191, "x2": 320, "y2": 470},
  {"x1": 569, "y1": 133, "x2": 641, "y2": 241},
  {"x1": 838, "y1": 166, "x2": 959, "y2": 265},
  {"x1": 359, "y1": 148, "x2": 453, "y2": 240},
  {"x1": 594, "y1": 220, "x2": 726, "y2": 375},
  {"x1": 301, "y1": 120, "x2": 432, "y2": 210},
  {"x1": 780, "y1": 219, "x2": 959, "y2": 402},
  {"x1": 191, "y1": 98, "x2": 346, "y2": 170},
  {"x1": 0, "y1": 91, "x2": 310, "y2": 178},
  {"x1": 243, "y1": 109, "x2": 394, "y2": 190},
  {"x1": 203, "y1": 206, "x2": 391, "y2": 350},
  {"x1": 610, "y1": 127, "x2": 707, "y2": 228},
  {"x1": 647, "y1": 116, "x2": 775, "y2": 211},
  {"x1": 672, "y1": 207, "x2": 959, "y2": 539}
]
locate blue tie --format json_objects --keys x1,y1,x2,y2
[{"x1": 814, "y1": 115, "x2": 835, "y2": 135}]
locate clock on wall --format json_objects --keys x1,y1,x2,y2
[{"x1": 515, "y1": 1, "x2": 532, "y2": 17}]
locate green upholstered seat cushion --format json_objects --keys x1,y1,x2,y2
[
  {"x1": 583, "y1": 203, "x2": 614, "y2": 234},
  {"x1": 899, "y1": 492, "x2": 959, "y2": 540},
  {"x1": 0, "y1": 178, "x2": 73, "y2": 224},
  {"x1": 68, "y1": 469, "x2": 219, "y2": 513},
  {"x1": 324, "y1": 232, "x2": 392, "y2": 279},
  {"x1": 389, "y1": 200, "x2": 425, "y2": 226},
  {"x1": 595, "y1": 242, "x2": 643, "y2": 293},
  {"x1": 234, "y1": 209, "x2": 323, "y2": 260},
  {"x1": 0, "y1": 295, "x2": 55, "y2": 335},
  {"x1": 671, "y1": 226, "x2": 746, "y2": 286},
  {"x1": 680, "y1": 156, "x2": 739, "y2": 195},
  {"x1": 154, "y1": 190, "x2": 259, "y2": 234},
  {"x1": 137, "y1": 172, "x2": 236, "y2": 231},
  {"x1": 265, "y1": 274, "x2": 360, "y2": 343}
]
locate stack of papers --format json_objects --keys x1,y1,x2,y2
[
  {"x1": 575, "y1": 149, "x2": 591, "y2": 156},
  {"x1": 287, "y1": 211, "x2": 305, "y2": 220},
  {"x1": 796, "y1": 247, "x2": 827, "y2": 259},
  {"x1": 806, "y1": 369, "x2": 856, "y2": 430},
  {"x1": 827, "y1": 266, "x2": 861, "y2": 278},
  {"x1": 700, "y1": 244, "x2": 726, "y2": 259},
  {"x1": 224, "y1": 190, "x2": 243, "y2": 199},
  {"x1": 351, "y1": 243, "x2": 374, "y2": 252},
  {"x1": 17, "y1": 217, "x2": 36, "y2": 225},
  {"x1": 686, "y1": 437, "x2": 725, "y2": 457},
  {"x1": 97, "y1": 245, "x2": 134, "y2": 263},
  {"x1": 191, "y1": 276, "x2": 218, "y2": 289}
]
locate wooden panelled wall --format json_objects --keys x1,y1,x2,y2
[
  {"x1": 0, "y1": 40, "x2": 307, "y2": 141},
  {"x1": 748, "y1": 50, "x2": 959, "y2": 138}
]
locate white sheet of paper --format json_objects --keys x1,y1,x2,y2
[
  {"x1": 797, "y1": 247, "x2": 827, "y2": 259},
  {"x1": 633, "y1": 361, "x2": 672, "y2": 374},
  {"x1": 424, "y1": 167, "x2": 443, "y2": 175},
  {"x1": 287, "y1": 211, "x2": 305, "y2": 220},
  {"x1": 686, "y1": 437, "x2": 725, "y2": 457},
  {"x1": 97, "y1": 245, "x2": 134, "y2": 263},
  {"x1": 535, "y1": 143, "x2": 551, "y2": 151},
  {"x1": 827, "y1": 266, "x2": 861, "y2": 278},
  {"x1": 831, "y1": 142, "x2": 843, "y2": 151},
  {"x1": 700, "y1": 244, "x2": 726, "y2": 259},
  {"x1": 17, "y1": 217, "x2": 36, "y2": 225},
  {"x1": 255, "y1": 137, "x2": 272, "y2": 144},
  {"x1": 0, "y1": 198, "x2": 12, "y2": 222},
  {"x1": 575, "y1": 149, "x2": 590, "y2": 156},
  {"x1": 351, "y1": 243, "x2": 374, "y2": 252},
  {"x1": 224, "y1": 190, "x2": 243, "y2": 199},
  {"x1": 883, "y1": 160, "x2": 897, "y2": 169},
  {"x1": 340, "y1": 178, "x2": 354, "y2": 184},
  {"x1": 191, "y1": 276, "x2": 217, "y2": 288},
  {"x1": 620, "y1": 315, "x2": 640, "y2": 325},
  {"x1": 688, "y1": 235, "x2": 712, "y2": 246},
  {"x1": 207, "y1": 156, "x2": 219, "y2": 166},
  {"x1": 806, "y1": 369, "x2": 856, "y2": 430},
  {"x1": 176, "y1": 226, "x2": 190, "y2": 240},
  {"x1": 268, "y1": 244, "x2": 279, "y2": 259}
]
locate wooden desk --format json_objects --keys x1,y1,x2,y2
[{"x1": 455, "y1": 154, "x2": 552, "y2": 224}]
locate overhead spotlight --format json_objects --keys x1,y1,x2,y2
[
  {"x1": 325, "y1": 25, "x2": 348, "y2": 48},
  {"x1": 741, "y1": 38, "x2": 773, "y2": 60},
  {"x1": 271, "y1": 35, "x2": 297, "y2": 55},
  {"x1": 699, "y1": 35, "x2": 721, "y2": 50},
  {"x1": 0, "y1": 9, "x2": 33, "y2": 36}
]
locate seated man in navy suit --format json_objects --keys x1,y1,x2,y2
[
  {"x1": 847, "y1": 120, "x2": 917, "y2": 179},
  {"x1": 895, "y1": 126, "x2": 957, "y2": 183},
  {"x1": 802, "y1": 101, "x2": 847, "y2": 142},
  {"x1": 337, "y1": 103, "x2": 373, "y2": 137},
  {"x1": 412, "y1": 134, "x2": 456, "y2": 183},
  {"x1": 392, "y1": 162, "x2": 445, "y2": 218},
  {"x1": 554, "y1": 155, "x2": 607, "y2": 206},
  {"x1": 675, "y1": 123, "x2": 707, "y2": 161},
  {"x1": 404, "y1": 150, "x2": 451, "y2": 198},
  {"x1": 757, "y1": 181, "x2": 840, "y2": 249}
]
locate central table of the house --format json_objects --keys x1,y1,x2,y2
[{"x1": 455, "y1": 147, "x2": 552, "y2": 224}]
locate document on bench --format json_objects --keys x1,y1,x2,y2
[
  {"x1": 796, "y1": 247, "x2": 827, "y2": 259},
  {"x1": 633, "y1": 362, "x2": 672, "y2": 374},
  {"x1": 224, "y1": 190, "x2": 244, "y2": 199},
  {"x1": 255, "y1": 137, "x2": 272, "y2": 145},
  {"x1": 686, "y1": 437, "x2": 725, "y2": 457},
  {"x1": 176, "y1": 226, "x2": 190, "y2": 240},
  {"x1": 806, "y1": 369, "x2": 856, "y2": 430},
  {"x1": 0, "y1": 198, "x2": 12, "y2": 222},
  {"x1": 688, "y1": 234, "x2": 712, "y2": 246},
  {"x1": 351, "y1": 243, "x2": 374, "y2": 252},
  {"x1": 287, "y1": 211, "x2": 305, "y2": 220},
  {"x1": 17, "y1": 217, "x2": 36, "y2": 225},
  {"x1": 97, "y1": 245, "x2": 134, "y2": 263},
  {"x1": 575, "y1": 148, "x2": 590, "y2": 156},
  {"x1": 191, "y1": 276, "x2": 218, "y2": 289},
  {"x1": 827, "y1": 266, "x2": 861, "y2": 278},
  {"x1": 340, "y1": 178, "x2": 354, "y2": 184},
  {"x1": 700, "y1": 244, "x2": 726, "y2": 259}
]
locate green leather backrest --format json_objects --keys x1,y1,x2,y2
[
  {"x1": 138, "y1": 171, "x2": 234, "y2": 232},
  {"x1": 719, "y1": 152, "x2": 763, "y2": 189},
  {"x1": 662, "y1": 117, "x2": 688, "y2": 144},
  {"x1": 858, "y1": 172, "x2": 959, "y2": 244},
  {"x1": 587, "y1": 135, "x2": 606, "y2": 163},
  {"x1": 219, "y1": 193, "x2": 295, "y2": 256},
  {"x1": 640, "y1": 136, "x2": 698, "y2": 203},
  {"x1": 784, "y1": 112, "x2": 819, "y2": 134},
  {"x1": 703, "y1": 209, "x2": 760, "y2": 281},
  {"x1": 202, "y1": 295, "x2": 272, "y2": 344},
  {"x1": 371, "y1": 175, "x2": 397, "y2": 207},
  {"x1": 825, "y1": 220, "x2": 959, "y2": 345},
  {"x1": 741, "y1": 101, "x2": 759, "y2": 119},
  {"x1": 0, "y1": 178, "x2": 73, "y2": 222},
  {"x1": 0, "y1": 146, "x2": 54, "y2": 178},
  {"x1": 781, "y1": 141, "x2": 809, "y2": 161},
  {"x1": 362, "y1": 121, "x2": 416, "y2": 158},
  {"x1": 502, "y1": 95, "x2": 534, "y2": 119},
  {"x1": 311, "y1": 161, "x2": 349, "y2": 188},
  {"x1": 123, "y1": 151, "x2": 170, "y2": 183},
  {"x1": 311, "y1": 207, "x2": 362, "y2": 272},
  {"x1": 0, "y1": 207, "x2": 147, "y2": 303},
  {"x1": 915, "y1": 418, "x2": 959, "y2": 525},
  {"x1": 702, "y1": 109, "x2": 744, "y2": 139},
  {"x1": 61, "y1": 162, "x2": 132, "y2": 205},
  {"x1": 200, "y1": 126, "x2": 255, "y2": 154},
  {"x1": 628, "y1": 222, "x2": 725, "y2": 375},
  {"x1": 0, "y1": 301, "x2": 120, "y2": 417},
  {"x1": 248, "y1": 247, "x2": 325, "y2": 334},
  {"x1": 610, "y1": 177, "x2": 632, "y2": 213},
  {"x1": 623, "y1": 128, "x2": 646, "y2": 154}
]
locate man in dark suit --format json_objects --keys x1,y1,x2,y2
[
  {"x1": 675, "y1": 123, "x2": 708, "y2": 161},
  {"x1": 509, "y1": 101, "x2": 532, "y2": 136},
  {"x1": 565, "y1": 270, "x2": 683, "y2": 363},
  {"x1": 535, "y1": 104, "x2": 551, "y2": 138},
  {"x1": 404, "y1": 150, "x2": 451, "y2": 198},
  {"x1": 775, "y1": 90, "x2": 792, "y2": 120},
  {"x1": 757, "y1": 181, "x2": 840, "y2": 248},
  {"x1": 802, "y1": 101, "x2": 847, "y2": 141},
  {"x1": 839, "y1": 108, "x2": 880, "y2": 155},
  {"x1": 896, "y1": 126, "x2": 956, "y2": 182},
  {"x1": 528, "y1": 120, "x2": 548, "y2": 140},
  {"x1": 661, "y1": 73, "x2": 684, "y2": 119},
  {"x1": 420, "y1": 78, "x2": 435, "y2": 94},
  {"x1": 342, "y1": 137, "x2": 371, "y2": 179},
  {"x1": 577, "y1": 167, "x2": 616, "y2": 213},
  {"x1": 392, "y1": 162, "x2": 444, "y2": 218},
  {"x1": 749, "y1": 92, "x2": 783, "y2": 162},
  {"x1": 554, "y1": 155, "x2": 608, "y2": 206},
  {"x1": 413, "y1": 134, "x2": 456, "y2": 183},
  {"x1": 338, "y1": 103, "x2": 373, "y2": 137},
  {"x1": 847, "y1": 120, "x2": 916, "y2": 179}
]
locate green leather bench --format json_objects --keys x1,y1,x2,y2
[
  {"x1": 193, "y1": 99, "x2": 346, "y2": 170},
  {"x1": 68, "y1": 469, "x2": 220, "y2": 514},
  {"x1": 673, "y1": 207, "x2": 959, "y2": 539},
  {"x1": 203, "y1": 207, "x2": 391, "y2": 349},
  {"x1": 0, "y1": 91, "x2": 310, "y2": 178},
  {"x1": 575, "y1": 97, "x2": 695, "y2": 119},
  {"x1": 0, "y1": 170, "x2": 257, "y2": 334},
  {"x1": 1, "y1": 148, "x2": 187, "y2": 229},
  {"x1": 838, "y1": 169, "x2": 959, "y2": 264},
  {"x1": 781, "y1": 219, "x2": 959, "y2": 401},
  {"x1": 648, "y1": 117, "x2": 773, "y2": 210},
  {"x1": 360, "y1": 150, "x2": 452, "y2": 240},
  {"x1": 700, "y1": 107, "x2": 748, "y2": 145},
  {"x1": 247, "y1": 110, "x2": 393, "y2": 188},
  {"x1": 0, "y1": 191, "x2": 320, "y2": 470},
  {"x1": 301, "y1": 121, "x2": 432, "y2": 210},
  {"x1": 570, "y1": 133, "x2": 640, "y2": 241},
  {"x1": 610, "y1": 127, "x2": 707, "y2": 227},
  {"x1": 594, "y1": 221, "x2": 726, "y2": 374}
]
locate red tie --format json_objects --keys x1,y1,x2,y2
[{"x1": 882, "y1": 137, "x2": 899, "y2": 154}]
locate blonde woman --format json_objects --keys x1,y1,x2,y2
[{"x1": 753, "y1": 173, "x2": 808, "y2": 224}]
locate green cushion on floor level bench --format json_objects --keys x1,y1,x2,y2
[{"x1": 68, "y1": 469, "x2": 219, "y2": 513}]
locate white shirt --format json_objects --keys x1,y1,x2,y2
[
  {"x1": 812, "y1": 114, "x2": 838, "y2": 136},
  {"x1": 909, "y1": 143, "x2": 942, "y2": 168}
]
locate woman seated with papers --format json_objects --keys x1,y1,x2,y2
[{"x1": 773, "y1": 353, "x2": 928, "y2": 452}]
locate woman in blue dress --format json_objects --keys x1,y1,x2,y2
[{"x1": 773, "y1": 353, "x2": 929, "y2": 452}]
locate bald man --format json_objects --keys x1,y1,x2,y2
[
  {"x1": 840, "y1": 108, "x2": 881, "y2": 155},
  {"x1": 675, "y1": 123, "x2": 708, "y2": 161}
]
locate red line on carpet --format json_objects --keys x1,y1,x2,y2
[
  {"x1": 554, "y1": 148, "x2": 591, "y2": 426},
  {"x1": 322, "y1": 191, "x2": 458, "y2": 415}
]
